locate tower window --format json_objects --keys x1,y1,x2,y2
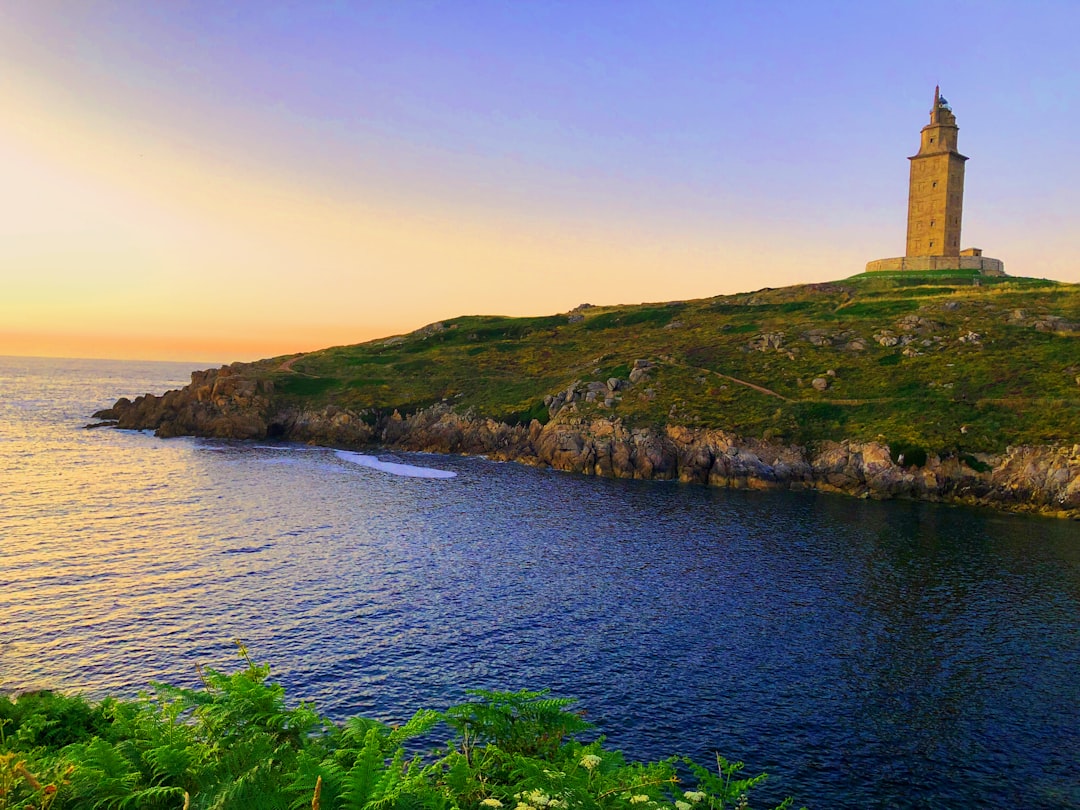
[
  {"x1": 932, "y1": 181, "x2": 938, "y2": 188},
  {"x1": 930, "y1": 137, "x2": 935, "y2": 143}
]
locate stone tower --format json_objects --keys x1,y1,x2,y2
[
  {"x1": 905, "y1": 86, "x2": 966, "y2": 257},
  {"x1": 865, "y1": 88, "x2": 1004, "y2": 275}
]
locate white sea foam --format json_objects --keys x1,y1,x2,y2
[{"x1": 335, "y1": 450, "x2": 456, "y2": 478}]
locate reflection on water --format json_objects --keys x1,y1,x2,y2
[{"x1": 1, "y1": 356, "x2": 1078, "y2": 809}]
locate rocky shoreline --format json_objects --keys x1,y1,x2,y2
[{"x1": 93, "y1": 364, "x2": 1080, "y2": 520}]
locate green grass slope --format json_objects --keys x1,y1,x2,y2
[{"x1": 258, "y1": 272, "x2": 1080, "y2": 458}]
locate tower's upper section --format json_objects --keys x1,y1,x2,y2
[{"x1": 913, "y1": 85, "x2": 964, "y2": 158}]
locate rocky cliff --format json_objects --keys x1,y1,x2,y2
[{"x1": 93, "y1": 364, "x2": 1080, "y2": 520}]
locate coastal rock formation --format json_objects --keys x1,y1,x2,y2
[
  {"x1": 96, "y1": 366, "x2": 273, "y2": 440},
  {"x1": 94, "y1": 368, "x2": 1080, "y2": 520}
]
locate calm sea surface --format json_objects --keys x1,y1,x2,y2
[{"x1": 1, "y1": 356, "x2": 1078, "y2": 809}]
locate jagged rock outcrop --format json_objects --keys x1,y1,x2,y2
[
  {"x1": 93, "y1": 365, "x2": 376, "y2": 445},
  {"x1": 983, "y1": 444, "x2": 1080, "y2": 512},
  {"x1": 95, "y1": 366, "x2": 273, "y2": 439},
  {"x1": 380, "y1": 405, "x2": 533, "y2": 456},
  {"x1": 94, "y1": 369, "x2": 1080, "y2": 520}
]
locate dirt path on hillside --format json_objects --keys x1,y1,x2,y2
[
  {"x1": 277, "y1": 354, "x2": 304, "y2": 372},
  {"x1": 666, "y1": 361, "x2": 792, "y2": 402},
  {"x1": 670, "y1": 361, "x2": 903, "y2": 406},
  {"x1": 710, "y1": 370, "x2": 792, "y2": 401},
  {"x1": 275, "y1": 354, "x2": 320, "y2": 377}
]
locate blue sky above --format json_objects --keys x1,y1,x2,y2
[{"x1": 1, "y1": 1, "x2": 1077, "y2": 360}]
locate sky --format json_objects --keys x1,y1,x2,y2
[{"x1": 1, "y1": 1, "x2": 1078, "y2": 363}]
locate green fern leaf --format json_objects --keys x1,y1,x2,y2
[
  {"x1": 340, "y1": 727, "x2": 389, "y2": 810},
  {"x1": 387, "y1": 709, "x2": 440, "y2": 748}
]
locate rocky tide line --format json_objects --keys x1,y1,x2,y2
[{"x1": 93, "y1": 365, "x2": 1080, "y2": 520}]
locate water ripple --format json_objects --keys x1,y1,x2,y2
[{"x1": 1, "y1": 357, "x2": 1079, "y2": 809}]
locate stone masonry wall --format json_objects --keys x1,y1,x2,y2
[{"x1": 864, "y1": 255, "x2": 1006, "y2": 275}]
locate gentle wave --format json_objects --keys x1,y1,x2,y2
[{"x1": 335, "y1": 450, "x2": 457, "y2": 478}]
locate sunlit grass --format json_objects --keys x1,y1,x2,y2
[{"x1": 248, "y1": 273, "x2": 1080, "y2": 457}]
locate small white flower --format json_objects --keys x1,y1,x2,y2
[
  {"x1": 481, "y1": 800, "x2": 503, "y2": 808},
  {"x1": 683, "y1": 792, "x2": 706, "y2": 804},
  {"x1": 515, "y1": 803, "x2": 532, "y2": 810},
  {"x1": 526, "y1": 790, "x2": 551, "y2": 807},
  {"x1": 579, "y1": 754, "x2": 602, "y2": 770},
  {"x1": 629, "y1": 795, "x2": 650, "y2": 805},
  {"x1": 675, "y1": 801, "x2": 691, "y2": 810}
]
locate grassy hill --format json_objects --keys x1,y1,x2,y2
[{"x1": 256, "y1": 270, "x2": 1080, "y2": 460}]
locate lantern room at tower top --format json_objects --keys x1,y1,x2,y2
[{"x1": 866, "y1": 87, "x2": 1005, "y2": 275}]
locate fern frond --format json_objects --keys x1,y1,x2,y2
[
  {"x1": 115, "y1": 784, "x2": 187, "y2": 808},
  {"x1": 286, "y1": 755, "x2": 347, "y2": 810},
  {"x1": 340, "y1": 728, "x2": 387, "y2": 810},
  {"x1": 141, "y1": 744, "x2": 193, "y2": 783},
  {"x1": 203, "y1": 761, "x2": 290, "y2": 810},
  {"x1": 387, "y1": 710, "x2": 441, "y2": 747},
  {"x1": 343, "y1": 716, "x2": 388, "y2": 746}
]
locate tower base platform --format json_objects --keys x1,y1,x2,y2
[{"x1": 864, "y1": 255, "x2": 1005, "y2": 275}]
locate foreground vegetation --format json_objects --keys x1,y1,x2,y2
[
  {"x1": 254, "y1": 271, "x2": 1079, "y2": 457},
  {"x1": 0, "y1": 648, "x2": 797, "y2": 810}
]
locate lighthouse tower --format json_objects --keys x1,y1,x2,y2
[
  {"x1": 865, "y1": 88, "x2": 1004, "y2": 275},
  {"x1": 905, "y1": 86, "x2": 966, "y2": 257}
]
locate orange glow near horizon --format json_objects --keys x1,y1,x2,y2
[
  {"x1": 0, "y1": 55, "x2": 880, "y2": 365},
  {"x1": 0, "y1": 325, "x2": 392, "y2": 365},
  {"x1": 2, "y1": 6, "x2": 1076, "y2": 365}
]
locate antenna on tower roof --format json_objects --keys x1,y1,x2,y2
[{"x1": 934, "y1": 85, "x2": 940, "y2": 107}]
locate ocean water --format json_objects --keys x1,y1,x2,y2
[{"x1": 1, "y1": 355, "x2": 1078, "y2": 809}]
